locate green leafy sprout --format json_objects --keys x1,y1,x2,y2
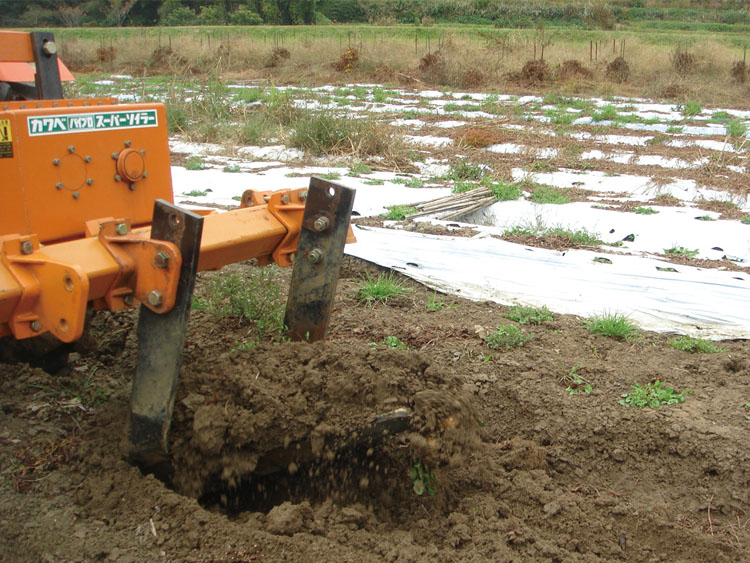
[
  {"x1": 561, "y1": 364, "x2": 592, "y2": 395},
  {"x1": 484, "y1": 324, "x2": 533, "y2": 350},
  {"x1": 409, "y1": 459, "x2": 438, "y2": 496},
  {"x1": 619, "y1": 381, "x2": 692, "y2": 408},
  {"x1": 383, "y1": 335, "x2": 407, "y2": 350},
  {"x1": 664, "y1": 246, "x2": 699, "y2": 258},
  {"x1": 381, "y1": 205, "x2": 418, "y2": 220},
  {"x1": 505, "y1": 305, "x2": 553, "y2": 325},
  {"x1": 669, "y1": 336, "x2": 725, "y2": 354},
  {"x1": 184, "y1": 156, "x2": 206, "y2": 170}
]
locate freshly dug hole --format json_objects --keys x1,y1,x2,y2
[{"x1": 169, "y1": 341, "x2": 479, "y2": 515}]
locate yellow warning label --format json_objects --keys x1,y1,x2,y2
[{"x1": 0, "y1": 119, "x2": 11, "y2": 142}]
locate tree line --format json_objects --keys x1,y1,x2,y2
[{"x1": 1, "y1": 0, "x2": 749, "y2": 28}]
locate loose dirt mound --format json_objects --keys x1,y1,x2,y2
[
  {"x1": 730, "y1": 60, "x2": 747, "y2": 84},
  {"x1": 2, "y1": 257, "x2": 750, "y2": 561},
  {"x1": 419, "y1": 51, "x2": 442, "y2": 73},
  {"x1": 605, "y1": 56, "x2": 630, "y2": 83},
  {"x1": 555, "y1": 59, "x2": 593, "y2": 80},
  {"x1": 521, "y1": 59, "x2": 550, "y2": 84},
  {"x1": 265, "y1": 47, "x2": 291, "y2": 68}
]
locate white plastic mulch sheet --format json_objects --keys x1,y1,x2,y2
[{"x1": 346, "y1": 225, "x2": 750, "y2": 340}]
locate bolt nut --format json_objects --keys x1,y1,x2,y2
[
  {"x1": 73, "y1": 191, "x2": 80, "y2": 199},
  {"x1": 142, "y1": 171, "x2": 148, "y2": 178},
  {"x1": 154, "y1": 252, "x2": 169, "y2": 269},
  {"x1": 299, "y1": 190, "x2": 308, "y2": 201},
  {"x1": 313, "y1": 216, "x2": 331, "y2": 232},
  {"x1": 56, "y1": 182, "x2": 63, "y2": 189},
  {"x1": 281, "y1": 194, "x2": 290, "y2": 204},
  {"x1": 147, "y1": 290, "x2": 163, "y2": 307},
  {"x1": 84, "y1": 155, "x2": 92, "y2": 163},
  {"x1": 129, "y1": 183, "x2": 136, "y2": 191},
  {"x1": 123, "y1": 295, "x2": 135, "y2": 307},
  {"x1": 52, "y1": 158, "x2": 60, "y2": 166},
  {"x1": 115, "y1": 223, "x2": 128, "y2": 235},
  {"x1": 308, "y1": 248, "x2": 324, "y2": 264},
  {"x1": 114, "y1": 174, "x2": 122, "y2": 182},
  {"x1": 20, "y1": 241, "x2": 34, "y2": 255},
  {"x1": 124, "y1": 140, "x2": 131, "y2": 147},
  {"x1": 111, "y1": 152, "x2": 119, "y2": 160},
  {"x1": 67, "y1": 145, "x2": 75, "y2": 153},
  {"x1": 31, "y1": 320, "x2": 42, "y2": 332},
  {"x1": 86, "y1": 178, "x2": 94, "y2": 185},
  {"x1": 42, "y1": 41, "x2": 57, "y2": 56}
]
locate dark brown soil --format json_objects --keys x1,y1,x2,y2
[{"x1": 2, "y1": 256, "x2": 750, "y2": 562}]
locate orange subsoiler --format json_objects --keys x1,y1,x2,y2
[{"x1": 0, "y1": 31, "x2": 355, "y2": 469}]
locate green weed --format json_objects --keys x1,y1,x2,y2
[
  {"x1": 363, "y1": 178, "x2": 385, "y2": 185},
  {"x1": 356, "y1": 273, "x2": 407, "y2": 306},
  {"x1": 585, "y1": 313, "x2": 639, "y2": 341},
  {"x1": 381, "y1": 205, "x2": 418, "y2": 220},
  {"x1": 677, "y1": 101, "x2": 702, "y2": 117},
  {"x1": 634, "y1": 206, "x2": 658, "y2": 215},
  {"x1": 669, "y1": 336, "x2": 725, "y2": 354},
  {"x1": 619, "y1": 381, "x2": 691, "y2": 408},
  {"x1": 320, "y1": 171, "x2": 342, "y2": 180},
  {"x1": 452, "y1": 181, "x2": 479, "y2": 193},
  {"x1": 409, "y1": 459, "x2": 438, "y2": 496},
  {"x1": 192, "y1": 269, "x2": 285, "y2": 342},
  {"x1": 561, "y1": 364, "x2": 592, "y2": 395},
  {"x1": 184, "y1": 156, "x2": 206, "y2": 171},
  {"x1": 384, "y1": 335, "x2": 407, "y2": 350},
  {"x1": 528, "y1": 185, "x2": 571, "y2": 205},
  {"x1": 445, "y1": 161, "x2": 485, "y2": 181},
  {"x1": 727, "y1": 119, "x2": 748, "y2": 137},
  {"x1": 484, "y1": 325, "x2": 533, "y2": 350},
  {"x1": 504, "y1": 305, "x2": 553, "y2": 325},
  {"x1": 489, "y1": 181, "x2": 522, "y2": 201},
  {"x1": 664, "y1": 246, "x2": 699, "y2": 258},
  {"x1": 426, "y1": 292, "x2": 446, "y2": 311},
  {"x1": 347, "y1": 161, "x2": 373, "y2": 176}
]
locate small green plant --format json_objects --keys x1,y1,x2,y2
[
  {"x1": 381, "y1": 205, "x2": 418, "y2": 220},
  {"x1": 585, "y1": 313, "x2": 639, "y2": 341},
  {"x1": 489, "y1": 181, "x2": 522, "y2": 201},
  {"x1": 726, "y1": 119, "x2": 748, "y2": 138},
  {"x1": 664, "y1": 246, "x2": 699, "y2": 258},
  {"x1": 347, "y1": 161, "x2": 372, "y2": 176},
  {"x1": 528, "y1": 185, "x2": 570, "y2": 205},
  {"x1": 666, "y1": 125, "x2": 683, "y2": 134},
  {"x1": 426, "y1": 292, "x2": 446, "y2": 311},
  {"x1": 452, "y1": 181, "x2": 478, "y2": 194},
  {"x1": 446, "y1": 161, "x2": 485, "y2": 181},
  {"x1": 696, "y1": 215, "x2": 714, "y2": 221},
  {"x1": 184, "y1": 156, "x2": 206, "y2": 170},
  {"x1": 505, "y1": 305, "x2": 553, "y2": 325},
  {"x1": 320, "y1": 171, "x2": 341, "y2": 180},
  {"x1": 223, "y1": 164, "x2": 241, "y2": 173},
  {"x1": 356, "y1": 272, "x2": 407, "y2": 306},
  {"x1": 363, "y1": 178, "x2": 384, "y2": 185},
  {"x1": 619, "y1": 381, "x2": 691, "y2": 408},
  {"x1": 561, "y1": 364, "x2": 592, "y2": 395},
  {"x1": 741, "y1": 217, "x2": 750, "y2": 225},
  {"x1": 484, "y1": 325, "x2": 533, "y2": 350},
  {"x1": 634, "y1": 206, "x2": 658, "y2": 215},
  {"x1": 409, "y1": 459, "x2": 438, "y2": 496},
  {"x1": 192, "y1": 269, "x2": 285, "y2": 341},
  {"x1": 591, "y1": 104, "x2": 619, "y2": 122},
  {"x1": 384, "y1": 335, "x2": 407, "y2": 350},
  {"x1": 678, "y1": 101, "x2": 702, "y2": 118},
  {"x1": 669, "y1": 336, "x2": 725, "y2": 354},
  {"x1": 183, "y1": 189, "x2": 209, "y2": 197}
]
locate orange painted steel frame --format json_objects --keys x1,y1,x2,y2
[
  {"x1": 0, "y1": 30, "x2": 75, "y2": 82},
  {"x1": 0, "y1": 31, "x2": 319, "y2": 345}
]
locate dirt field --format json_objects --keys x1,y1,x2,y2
[{"x1": 2, "y1": 255, "x2": 750, "y2": 562}]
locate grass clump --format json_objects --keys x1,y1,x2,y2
[
  {"x1": 381, "y1": 205, "x2": 418, "y2": 220},
  {"x1": 528, "y1": 185, "x2": 571, "y2": 205},
  {"x1": 505, "y1": 305, "x2": 553, "y2": 325},
  {"x1": 445, "y1": 160, "x2": 485, "y2": 181},
  {"x1": 585, "y1": 313, "x2": 639, "y2": 341},
  {"x1": 383, "y1": 335, "x2": 407, "y2": 350},
  {"x1": 726, "y1": 119, "x2": 748, "y2": 138},
  {"x1": 193, "y1": 269, "x2": 285, "y2": 342},
  {"x1": 183, "y1": 189, "x2": 208, "y2": 197},
  {"x1": 669, "y1": 336, "x2": 725, "y2": 354},
  {"x1": 356, "y1": 272, "x2": 407, "y2": 306},
  {"x1": 619, "y1": 381, "x2": 691, "y2": 408},
  {"x1": 664, "y1": 245, "x2": 699, "y2": 258},
  {"x1": 426, "y1": 292, "x2": 446, "y2": 311},
  {"x1": 634, "y1": 206, "x2": 658, "y2": 215},
  {"x1": 484, "y1": 325, "x2": 533, "y2": 350},
  {"x1": 184, "y1": 156, "x2": 206, "y2": 171},
  {"x1": 488, "y1": 181, "x2": 522, "y2": 201}
]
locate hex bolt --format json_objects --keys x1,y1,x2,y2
[
  {"x1": 31, "y1": 320, "x2": 42, "y2": 332},
  {"x1": 111, "y1": 152, "x2": 119, "y2": 160},
  {"x1": 67, "y1": 145, "x2": 75, "y2": 153},
  {"x1": 147, "y1": 290, "x2": 163, "y2": 307},
  {"x1": 55, "y1": 182, "x2": 63, "y2": 189},
  {"x1": 73, "y1": 191, "x2": 80, "y2": 199},
  {"x1": 84, "y1": 155, "x2": 92, "y2": 163},
  {"x1": 281, "y1": 194, "x2": 290, "y2": 204},
  {"x1": 299, "y1": 190, "x2": 308, "y2": 201},
  {"x1": 308, "y1": 248, "x2": 324, "y2": 264},
  {"x1": 123, "y1": 295, "x2": 135, "y2": 307},
  {"x1": 115, "y1": 223, "x2": 128, "y2": 235},
  {"x1": 86, "y1": 178, "x2": 94, "y2": 185},
  {"x1": 142, "y1": 171, "x2": 148, "y2": 178},
  {"x1": 52, "y1": 158, "x2": 60, "y2": 166},
  {"x1": 313, "y1": 216, "x2": 331, "y2": 232},
  {"x1": 154, "y1": 252, "x2": 169, "y2": 269},
  {"x1": 20, "y1": 241, "x2": 33, "y2": 255},
  {"x1": 140, "y1": 150, "x2": 146, "y2": 156},
  {"x1": 42, "y1": 41, "x2": 57, "y2": 56},
  {"x1": 114, "y1": 174, "x2": 122, "y2": 182},
  {"x1": 124, "y1": 140, "x2": 131, "y2": 147},
  {"x1": 129, "y1": 183, "x2": 136, "y2": 191}
]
